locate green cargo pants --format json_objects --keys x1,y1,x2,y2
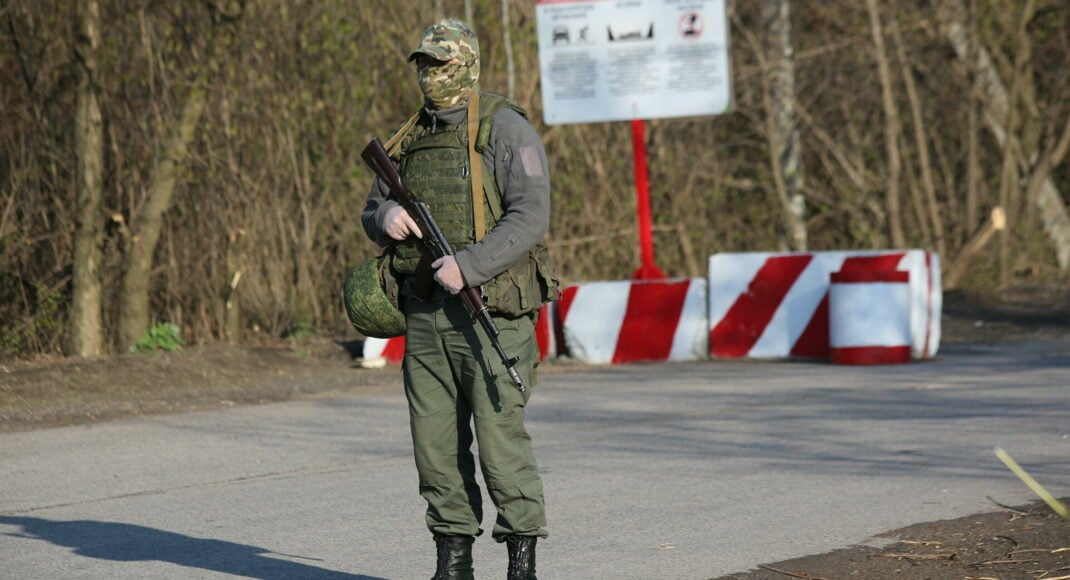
[{"x1": 402, "y1": 292, "x2": 548, "y2": 541}]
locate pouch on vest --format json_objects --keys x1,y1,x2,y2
[{"x1": 482, "y1": 242, "x2": 560, "y2": 318}]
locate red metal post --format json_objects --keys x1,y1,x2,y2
[{"x1": 630, "y1": 119, "x2": 665, "y2": 279}]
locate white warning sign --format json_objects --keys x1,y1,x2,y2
[{"x1": 536, "y1": 0, "x2": 732, "y2": 125}]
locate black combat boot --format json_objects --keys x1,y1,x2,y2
[
  {"x1": 504, "y1": 535, "x2": 537, "y2": 580},
  {"x1": 431, "y1": 535, "x2": 475, "y2": 580}
]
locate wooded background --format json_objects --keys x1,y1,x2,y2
[{"x1": 2, "y1": 0, "x2": 1068, "y2": 358}]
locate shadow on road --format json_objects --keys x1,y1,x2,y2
[
  {"x1": 0, "y1": 516, "x2": 386, "y2": 580},
  {"x1": 533, "y1": 348, "x2": 1070, "y2": 481}
]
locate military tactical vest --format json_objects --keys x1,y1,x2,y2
[{"x1": 390, "y1": 92, "x2": 559, "y2": 317}]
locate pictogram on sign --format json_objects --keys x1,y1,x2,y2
[{"x1": 679, "y1": 12, "x2": 704, "y2": 39}]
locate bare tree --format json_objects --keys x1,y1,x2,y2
[
  {"x1": 502, "y1": 0, "x2": 515, "y2": 99},
  {"x1": 116, "y1": 5, "x2": 240, "y2": 352},
  {"x1": 891, "y1": 14, "x2": 946, "y2": 260},
  {"x1": 866, "y1": 0, "x2": 906, "y2": 248},
  {"x1": 964, "y1": 0, "x2": 981, "y2": 236},
  {"x1": 734, "y1": 4, "x2": 808, "y2": 251},
  {"x1": 69, "y1": 0, "x2": 105, "y2": 357},
  {"x1": 761, "y1": 0, "x2": 807, "y2": 250},
  {"x1": 942, "y1": 0, "x2": 1070, "y2": 272}
]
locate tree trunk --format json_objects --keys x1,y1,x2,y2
[
  {"x1": 117, "y1": 82, "x2": 208, "y2": 351},
  {"x1": 116, "y1": 9, "x2": 238, "y2": 352},
  {"x1": 942, "y1": 0, "x2": 1070, "y2": 271},
  {"x1": 866, "y1": 0, "x2": 906, "y2": 248},
  {"x1": 945, "y1": 207, "x2": 1006, "y2": 289},
  {"x1": 502, "y1": 0, "x2": 516, "y2": 100},
  {"x1": 1024, "y1": 114, "x2": 1070, "y2": 244},
  {"x1": 892, "y1": 15, "x2": 946, "y2": 260},
  {"x1": 762, "y1": 0, "x2": 807, "y2": 251},
  {"x1": 69, "y1": 0, "x2": 105, "y2": 357},
  {"x1": 966, "y1": 87, "x2": 980, "y2": 238}
]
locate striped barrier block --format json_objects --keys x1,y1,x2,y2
[
  {"x1": 708, "y1": 250, "x2": 941, "y2": 360},
  {"x1": 535, "y1": 302, "x2": 558, "y2": 361},
  {"x1": 829, "y1": 269, "x2": 913, "y2": 365},
  {"x1": 360, "y1": 302, "x2": 559, "y2": 369},
  {"x1": 360, "y1": 336, "x2": 405, "y2": 368},
  {"x1": 557, "y1": 278, "x2": 708, "y2": 364}
]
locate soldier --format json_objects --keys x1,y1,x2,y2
[{"x1": 361, "y1": 18, "x2": 558, "y2": 580}]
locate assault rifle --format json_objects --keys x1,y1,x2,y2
[{"x1": 361, "y1": 137, "x2": 527, "y2": 393}]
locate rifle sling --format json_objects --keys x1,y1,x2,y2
[
  {"x1": 384, "y1": 112, "x2": 419, "y2": 158},
  {"x1": 467, "y1": 93, "x2": 486, "y2": 242}
]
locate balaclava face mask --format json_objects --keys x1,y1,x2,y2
[
  {"x1": 417, "y1": 58, "x2": 479, "y2": 110},
  {"x1": 408, "y1": 19, "x2": 480, "y2": 110}
]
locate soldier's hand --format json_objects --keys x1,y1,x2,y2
[
  {"x1": 384, "y1": 206, "x2": 422, "y2": 240},
  {"x1": 431, "y1": 256, "x2": 464, "y2": 295}
]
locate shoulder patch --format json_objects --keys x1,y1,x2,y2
[{"x1": 519, "y1": 146, "x2": 545, "y2": 178}]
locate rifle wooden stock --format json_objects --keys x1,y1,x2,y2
[{"x1": 361, "y1": 138, "x2": 527, "y2": 392}]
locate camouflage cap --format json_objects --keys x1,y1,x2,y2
[{"x1": 407, "y1": 18, "x2": 479, "y2": 65}]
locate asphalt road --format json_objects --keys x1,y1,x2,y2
[{"x1": 2, "y1": 340, "x2": 1068, "y2": 579}]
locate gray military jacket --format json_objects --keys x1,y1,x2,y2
[{"x1": 362, "y1": 100, "x2": 551, "y2": 288}]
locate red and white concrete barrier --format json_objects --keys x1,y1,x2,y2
[
  {"x1": 557, "y1": 278, "x2": 708, "y2": 364},
  {"x1": 708, "y1": 250, "x2": 941, "y2": 360},
  {"x1": 829, "y1": 269, "x2": 913, "y2": 365},
  {"x1": 360, "y1": 335, "x2": 405, "y2": 368},
  {"x1": 534, "y1": 302, "x2": 558, "y2": 361}
]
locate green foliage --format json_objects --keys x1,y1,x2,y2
[
  {"x1": 286, "y1": 320, "x2": 315, "y2": 341},
  {"x1": 285, "y1": 320, "x2": 315, "y2": 359},
  {"x1": 130, "y1": 323, "x2": 184, "y2": 355}
]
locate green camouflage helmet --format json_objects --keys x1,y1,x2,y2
[
  {"x1": 408, "y1": 18, "x2": 480, "y2": 66},
  {"x1": 343, "y1": 256, "x2": 405, "y2": 339}
]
